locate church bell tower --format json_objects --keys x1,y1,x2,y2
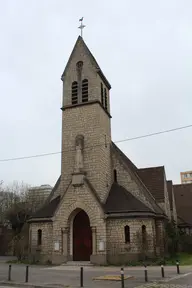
[{"x1": 60, "y1": 35, "x2": 112, "y2": 203}]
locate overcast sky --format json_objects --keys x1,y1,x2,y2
[{"x1": 0, "y1": 0, "x2": 191, "y2": 187}]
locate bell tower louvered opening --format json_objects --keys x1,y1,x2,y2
[
  {"x1": 71, "y1": 81, "x2": 78, "y2": 105},
  {"x1": 82, "y1": 79, "x2": 88, "y2": 103}
]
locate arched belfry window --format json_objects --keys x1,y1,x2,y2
[
  {"x1": 37, "y1": 229, "x2": 42, "y2": 246},
  {"x1": 72, "y1": 81, "x2": 78, "y2": 105},
  {"x1": 82, "y1": 79, "x2": 88, "y2": 102},
  {"x1": 101, "y1": 83, "x2": 104, "y2": 106},
  {"x1": 104, "y1": 88, "x2": 108, "y2": 110},
  {"x1": 124, "y1": 225, "x2": 130, "y2": 243}
]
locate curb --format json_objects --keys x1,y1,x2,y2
[{"x1": 0, "y1": 281, "x2": 70, "y2": 288}]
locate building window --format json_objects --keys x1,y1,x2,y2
[
  {"x1": 72, "y1": 81, "x2": 78, "y2": 105},
  {"x1": 104, "y1": 88, "x2": 107, "y2": 110},
  {"x1": 142, "y1": 225, "x2": 147, "y2": 246},
  {"x1": 101, "y1": 83, "x2": 104, "y2": 106},
  {"x1": 124, "y1": 225, "x2": 130, "y2": 243},
  {"x1": 82, "y1": 79, "x2": 88, "y2": 102},
  {"x1": 37, "y1": 229, "x2": 42, "y2": 246},
  {"x1": 184, "y1": 173, "x2": 192, "y2": 179},
  {"x1": 114, "y1": 169, "x2": 117, "y2": 182}
]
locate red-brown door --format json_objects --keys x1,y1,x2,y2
[{"x1": 73, "y1": 210, "x2": 92, "y2": 261}]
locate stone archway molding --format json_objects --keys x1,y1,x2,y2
[
  {"x1": 63, "y1": 201, "x2": 97, "y2": 227},
  {"x1": 61, "y1": 202, "x2": 97, "y2": 259}
]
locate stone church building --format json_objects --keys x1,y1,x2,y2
[{"x1": 29, "y1": 36, "x2": 176, "y2": 265}]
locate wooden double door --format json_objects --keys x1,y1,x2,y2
[{"x1": 73, "y1": 210, "x2": 92, "y2": 261}]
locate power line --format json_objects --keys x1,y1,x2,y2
[
  {"x1": 115, "y1": 124, "x2": 192, "y2": 143},
  {"x1": 0, "y1": 123, "x2": 191, "y2": 162}
]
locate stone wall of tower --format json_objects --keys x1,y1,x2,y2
[
  {"x1": 61, "y1": 103, "x2": 112, "y2": 202},
  {"x1": 60, "y1": 37, "x2": 112, "y2": 202}
]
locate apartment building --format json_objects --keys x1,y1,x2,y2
[{"x1": 181, "y1": 171, "x2": 192, "y2": 184}]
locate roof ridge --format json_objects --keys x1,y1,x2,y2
[
  {"x1": 29, "y1": 195, "x2": 61, "y2": 220},
  {"x1": 174, "y1": 183, "x2": 192, "y2": 187},
  {"x1": 111, "y1": 142, "x2": 137, "y2": 171},
  {"x1": 47, "y1": 175, "x2": 61, "y2": 202},
  {"x1": 139, "y1": 166, "x2": 164, "y2": 170}
]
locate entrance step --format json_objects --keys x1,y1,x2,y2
[{"x1": 62, "y1": 261, "x2": 93, "y2": 267}]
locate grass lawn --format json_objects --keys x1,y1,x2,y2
[{"x1": 166, "y1": 253, "x2": 192, "y2": 265}]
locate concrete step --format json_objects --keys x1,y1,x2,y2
[{"x1": 62, "y1": 261, "x2": 93, "y2": 266}]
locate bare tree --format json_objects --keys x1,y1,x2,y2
[
  {"x1": 0, "y1": 181, "x2": 50, "y2": 259},
  {"x1": 0, "y1": 181, "x2": 32, "y2": 227}
]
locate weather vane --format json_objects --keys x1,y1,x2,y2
[{"x1": 78, "y1": 17, "x2": 85, "y2": 38}]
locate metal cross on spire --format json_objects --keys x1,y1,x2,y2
[{"x1": 78, "y1": 17, "x2": 85, "y2": 38}]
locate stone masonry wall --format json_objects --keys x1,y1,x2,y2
[
  {"x1": 53, "y1": 181, "x2": 107, "y2": 259},
  {"x1": 30, "y1": 222, "x2": 53, "y2": 255},
  {"x1": 155, "y1": 220, "x2": 165, "y2": 256},
  {"x1": 61, "y1": 103, "x2": 112, "y2": 203},
  {"x1": 106, "y1": 218, "x2": 155, "y2": 255},
  {"x1": 112, "y1": 152, "x2": 155, "y2": 211}
]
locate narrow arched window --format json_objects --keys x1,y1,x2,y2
[
  {"x1": 82, "y1": 79, "x2": 88, "y2": 102},
  {"x1": 142, "y1": 225, "x2": 147, "y2": 246},
  {"x1": 124, "y1": 225, "x2": 130, "y2": 243},
  {"x1": 37, "y1": 229, "x2": 42, "y2": 246},
  {"x1": 104, "y1": 88, "x2": 108, "y2": 110},
  {"x1": 114, "y1": 169, "x2": 117, "y2": 182},
  {"x1": 72, "y1": 81, "x2": 78, "y2": 105},
  {"x1": 101, "y1": 83, "x2": 104, "y2": 106}
]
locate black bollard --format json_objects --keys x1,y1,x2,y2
[
  {"x1": 176, "y1": 260, "x2": 180, "y2": 274},
  {"x1": 80, "y1": 267, "x2": 83, "y2": 287},
  {"x1": 144, "y1": 265, "x2": 148, "y2": 282},
  {"x1": 8, "y1": 265, "x2": 11, "y2": 281},
  {"x1": 25, "y1": 265, "x2": 29, "y2": 283},
  {"x1": 161, "y1": 265, "x2": 165, "y2": 278},
  {"x1": 121, "y1": 268, "x2": 124, "y2": 288}
]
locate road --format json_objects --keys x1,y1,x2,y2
[{"x1": 0, "y1": 263, "x2": 191, "y2": 288}]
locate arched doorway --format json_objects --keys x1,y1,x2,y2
[{"x1": 73, "y1": 210, "x2": 92, "y2": 261}]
